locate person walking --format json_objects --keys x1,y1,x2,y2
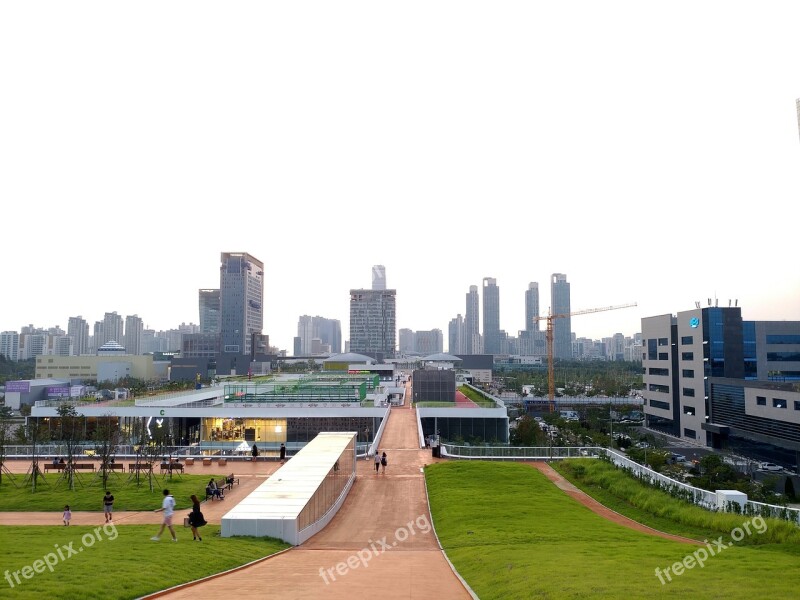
[
  {"x1": 381, "y1": 451, "x2": 388, "y2": 474},
  {"x1": 251, "y1": 444, "x2": 259, "y2": 462},
  {"x1": 103, "y1": 491, "x2": 114, "y2": 523},
  {"x1": 188, "y1": 494, "x2": 207, "y2": 541},
  {"x1": 374, "y1": 450, "x2": 381, "y2": 474},
  {"x1": 279, "y1": 443, "x2": 286, "y2": 464},
  {"x1": 62, "y1": 505, "x2": 71, "y2": 526},
  {"x1": 151, "y1": 489, "x2": 177, "y2": 541}
]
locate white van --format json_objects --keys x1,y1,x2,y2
[{"x1": 560, "y1": 410, "x2": 579, "y2": 421}]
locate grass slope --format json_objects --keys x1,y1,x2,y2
[
  {"x1": 425, "y1": 462, "x2": 800, "y2": 600},
  {"x1": 0, "y1": 474, "x2": 226, "y2": 511},
  {"x1": 0, "y1": 525, "x2": 289, "y2": 599}
]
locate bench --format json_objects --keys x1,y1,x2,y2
[
  {"x1": 73, "y1": 463, "x2": 95, "y2": 471},
  {"x1": 224, "y1": 473, "x2": 239, "y2": 489},
  {"x1": 102, "y1": 464, "x2": 124, "y2": 472},
  {"x1": 44, "y1": 464, "x2": 67, "y2": 472},
  {"x1": 160, "y1": 463, "x2": 184, "y2": 473},
  {"x1": 128, "y1": 463, "x2": 153, "y2": 472},
  {"x1": 205, "y1": 478, "x2": 228, "y2": 501}
]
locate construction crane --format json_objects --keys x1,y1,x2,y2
[{"x1": 532, "y1": 302, "x2": 637, "y2": 413}]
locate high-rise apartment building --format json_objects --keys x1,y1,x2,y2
[
  {"x1": 448, "y1": 314, "x2": 465, "y2": 355},
  {"x1": 415, "y1": 329, "x2": 443, "y2": 355},
  {"x1": 220, "y1": 252, "x2": 264, "y2": 356},
  {"x1": 551, "y1": 273, "x2": 572, "y2": 359},
  {"x1": 103, "y1": 312, "x2": 124, "y2": 346},
  {"x1": 372, "y1": 265, "x2": 387, "y2": 290},
  {"x1": 0, "y1": 331, "x2": 19, "y2": 361},
  {"x1": 124, "y1": 315, "x2": 144, "y2": 356},
  {"x1": 349, "y1": 285, "x2": 396, "y2": 359},
  {"x1": 314, "y1": 317, "x2": 341, "y2": 355},
  {"x1": 296, "y1": 315, "x2": 341, "y2": 355},
  {"x1": 398, "y1": 328, "x2": 414, "y2": 354},
  {"x1": 199, "y1": 289, "x2": 221, "y2": 334},
  {"x1": 67, "y1": 316, "x2": 89, "y2": 356},
  {"x1": 482, "y1": 277, "x2": 501, "y2": 355},
  {"x1": 465, "y1": 285, "x2": 481, "y2": 354}
]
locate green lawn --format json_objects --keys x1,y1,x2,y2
[
  {"x1": 425, "y1": 462, "x2": 800, "y2": 600},
  {"x1": 0, "y1": 525, "x2": 289, "y2": 599},
  {"x1": 0, "y1": 474, "x2": 227, "y2": 512},
  {"x1": 552, "y1": 459, "x2": 800, "y2": 545}
]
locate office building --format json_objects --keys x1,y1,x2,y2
[
  {"x1": 414, "y1": 330, "x2": 444, "y2": 355},
  {"x1": 199, "y1": 289, "x2": 221, "y2": 334},
  {"x1": 465, "y1": 285, "x2": 481, "y2": 354},
  {"x1": 551, "y1": 274, "x2": 572, "y2": 359},
  {"x1": 220, "y1": 252, "x2": 264, "y2": 356},
  {"x1": 372, "y1": 265, "x2": 386, "y2": 290},
  {"x1": 349, "y1": 286, "x2": 396, "y2": 359},
  {"x1": 642, "y1": 306, "x2": 800, "y2": 464},
  {"x1": 525, "y1": 283, "x2": 540, "y2": 332}
]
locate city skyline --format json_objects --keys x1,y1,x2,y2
[{"x1": 1, "y1": 3, "x2": 798, "y2": 353}]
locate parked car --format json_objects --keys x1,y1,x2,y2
[{"x1": 758, "y1": 462, "x2": 783, "y2": 472}]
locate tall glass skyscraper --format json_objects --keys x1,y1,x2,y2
[
  {"x1": 220, "y1": 252, "x2": 264, "y2": 356},
  {"x1": 482, "y1": 277, "x2": 500, "y2": 355},
  {"x1": 464, "y1": 285, "x2": 480, "y2": 354},
  {"x1": 199, "y1": 289, "x2": 221, "y2": 334},
  {"x1": 551, "y1": 273, "x2": 572, "y2": 359}
]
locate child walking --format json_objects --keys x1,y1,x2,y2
[{"x1": 63, "y1": 505, "x2": 71, "y2": 526}]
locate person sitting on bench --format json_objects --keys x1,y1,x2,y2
[{"x1": 207, "y1": 478, "x2": 224, "y2": 499}]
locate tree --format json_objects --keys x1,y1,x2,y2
[
  {"x1": 510, "y1": 416, "x2": 547, "y2": 446},
  {"x1": 21, "y1": 417, "x2": 48, "y2": 491},
  {"x1": 0, "y1": 405, "x2": 14, "y2": 484},
  {"x1": 93, "y1": 413, "x2": 120, "y2": 490},
  {"x1": 56, "y1": 404, "x2": 84, "y2": 491}
]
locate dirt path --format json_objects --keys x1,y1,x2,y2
[{"x1": 529, "y1": 462, "x2": 700, "y2": 545}]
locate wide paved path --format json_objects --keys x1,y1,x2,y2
[{"x1": 152, "y1": 404, "x2": 472, "y2": 599}]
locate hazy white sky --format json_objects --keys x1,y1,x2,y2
[{"x1": 1, "y1": 2, "x2": 799, "y2": 352}]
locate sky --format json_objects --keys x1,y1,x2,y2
[{"x1": 1, "y1": 2, "x2": 799, "y2": 353}]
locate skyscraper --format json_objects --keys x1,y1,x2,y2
[
  {"x1": 482, "y1": 277, "x2": 500, "y2": 355},
  {"x1": 297, "y1": 315, "x2": 314, "y2": 355},
  {"x1": 464, "y1": 285, "x2": 480, "y2": 354},
  {"x1": 372, "y1": 265, "x2": 386, "y2": 290},
  {"x1": 525, "y1": 283, "x2": 540, "y2": 332},
  {"x1": 199, "y1": 289, "x2": 221, "y2": 334},
  {"x1": 124, "y1": 315, "x2": 143, "y2": 355},
  {"x1": 551, "y1": 273, "x2": 572, "y2": 359},
  {"x1": 349, "y1": 285, "x2": 396, "y2": 359},
  {"x1": 220, "y1": 252, "x2": 264, "y2": 356}
]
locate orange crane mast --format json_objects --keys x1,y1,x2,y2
[{"x1": 532, "y1": 303, "x2": 637, "y2": 413}]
